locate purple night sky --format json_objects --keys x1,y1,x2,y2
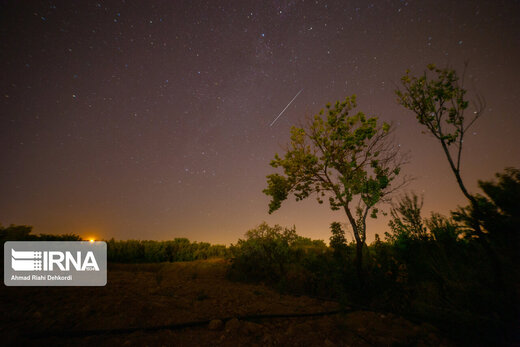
[{"x1": 1, "y1": 0, "x2": 519, "y2": 244}]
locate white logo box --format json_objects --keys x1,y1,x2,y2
[{"x1": 4, "y1": 241, "x2": 107, "y2": 286}]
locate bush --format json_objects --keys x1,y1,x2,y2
[
  {"x1": 106, "y1": 238, "x2": 228, "y2": 263},
  {"x1": 227, "y1": 222, "x2": 331, "y2": 290},
  {"x1": 228, "y1": 222, "x2": 297, "y2": 282}
]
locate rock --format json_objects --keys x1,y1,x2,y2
[
  {"x1": 243, "y1": 321, "x2": 263, "y2": 336},
  {"x1": 79, "y1": 305, "x2": 90, "y2": 315},
  {"x1": 294, "y1": 322, "x2": 312, "y2": 332},
  {"x1": 427, "y1": 332, "x2": 439, "y2": 343},
  {"x1": 208, "y1": 319, "x2": 223, "y2": 330},
  {"x1": 285, "y1": 325, "x2": 294, "y2": 336},
  {"x1": 420, "y1": 322, "x2": 437, "y2": 332},
  {"x1": 263, "y1": 334, "x2": 274, "y2": 344},
  {"x1": 225, "y1": 318, "x2": 241, "y2": 332},
  {"x1": 324, "y1": 339, "x2": 336, "y2": 347}
]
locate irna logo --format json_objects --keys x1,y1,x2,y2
[
  {"x1": 4, "y1": 241, "x2": 107, "y2": 286},
  {"x1": 11, "y1": 249, "x2": 100, "y2": 272}
]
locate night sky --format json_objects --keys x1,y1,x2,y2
[{"x1": 1, "y1": 0, "x2": 519, "y2": 244}]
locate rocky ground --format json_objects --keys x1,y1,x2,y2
[{"x1": 0, "y1": 259, "x2": 452, "y2": 346}]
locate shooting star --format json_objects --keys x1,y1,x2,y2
[{"x1": 269, "y1": 88, "x2": 304, "y2": 127}]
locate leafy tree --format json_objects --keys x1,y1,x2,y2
[
  {"x1": 453, "y1": 167, "x2": 520, "y2": 258},
  {"x1": 395, "y1": 63, "x2": 484, "y2": 209},
  {"x1": 0, "y1": 224, "x2": 33, "y2": 242},
  {"x1": 394, "y1": 63, "x2": 511, "y2": 287},
  {"x1": 329, "y1": 222, "x2": 348, "y2": 257},
  {"x1": 263, "y1": 95, "x2": 405, "y2": 281},
  {"x1": 425, "y1": 212, "x2": 462, "y2": 244},
  {"x1": 386, "y1": 193, "x2": 427, "y2": 242}
]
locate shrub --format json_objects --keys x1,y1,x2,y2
[
  {"x1": 228, "y1": 222, "x2": 297, "y2": 282},
  {"x1": 106, "y1": 238, "x2": 228, "y2": 263}
]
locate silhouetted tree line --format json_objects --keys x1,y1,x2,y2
[
  {"x1": 0, "y1": 225, "x2": 228, "y2": 263},
  {"x1": 0, "y1": 224, "x2": 82, "y2": 242},
  {"x1": 230, "y1": 168, "x2": 519, "y2": 345},
  {"x1": 106, "y1": 238, "x2": 228, "y2": 263}
]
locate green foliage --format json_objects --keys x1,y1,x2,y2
[
  {"x1": 228, "y1": 222, "x2": 330, "y2": 288},
  {"x1": 395, "y1": 66, "x2": 517, "y2": 344},
  {"x1": 386, "y1": 193, "x2": 427, "y2": 242},
  {"x1": 426, "y1": 213, "x2": 463, "y2": 244},
  {"x1": 263, "y1": 95, "x2": 405, "y2": 278},
  {"x1": 264, "y1": 95, "x2": 399, "y2": 218},
  {"x1": 329, "y1": 222, "x2": 348, "y2": 257},
  {"x1": 385, "y1": 193, "x2": 463, "y2": 245},
  {"x1": 228, "y1": 207, "x2": 515, "y2": 346},
  {"x1": 228, "y1": 222, "x2": 299, "y2": 281},
  {"x1": 396, "y1": 63, "x2": 484, "y2": 207},
  {"x1": 106, "y1": 238, "x2": 228, "y2": 263},
  {"x1": 453, "y1": 168, "x2": 520, "y2": 240},
  {"x1": 396, "y1": 64, "x2": 478, "y2": 146},
  {"x1": 0, "y1": 224, "x2": 227, "y2": 264},
  {"x1": 453, "y1": 167, "x2": 520, "y2": 270}
]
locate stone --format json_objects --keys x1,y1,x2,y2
[
  {"x1": 285, "y1": 325, "x2": 294, "y2": 336},
  {"x1": 225, "y1": 318, "x2": 241, "y2": 332},
  {"x1": 243, "y1": 321, "x2": 263, "y2": 335},
  {"x1": 208, "y1": 319, "x2": 223, "y2": 330},
  {"x1": 324, "y1": 339, "x2": 336, "y2": 347},
  {"x1": 263, "y1": 334, "x2": 274, "y2": 344}
]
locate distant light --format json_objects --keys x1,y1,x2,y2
[{"x1": 89, "y1": 239, "x2": 95, "y2": 243}]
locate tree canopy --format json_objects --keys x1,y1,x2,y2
[
  {"x1": 263, "y1": 95, "x2": 405, "y2": 278},
  {"x1": 395, "y1": 63, "x2": 484, "y2": 204}
]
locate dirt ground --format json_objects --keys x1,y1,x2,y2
[{"x1": 0, "y1": 259, "x2": 452, "y2": 346}]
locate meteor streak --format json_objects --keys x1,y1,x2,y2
[{"x1": 269, "y1": 89, "x2": 303, "y2": 127}]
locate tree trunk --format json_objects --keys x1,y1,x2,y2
[
  {"x1": 343, "y1": 206, "x2": 365, "y2": 285},
  {"x1": 439, "y1": 140, "x2": 504, "y2": 288},
  {"x1": 355, "y1": 240, "x2": 364, "y2": 285}
]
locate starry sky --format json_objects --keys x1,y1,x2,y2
[{"x1": 1, "y1": 0, "x2": 519, "y2": 244}]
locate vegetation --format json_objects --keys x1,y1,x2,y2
[
  {"x1": 231, "y1": 169, "x2": 519, "y2": 344},
  {"x1": 0, "y1": 224, "x2": 82, "y2": 242},
  {"x1": 0, "y1": 225, "x2": 228, "y2": 263},
  {"x1": 106, "y1": 238, "x2": 228, "y2": 263},
  {"x1": 396, "y1": 63, "x2": 484, "y2": 206},
  {"x1": 240, "y1": 63, "x2": 517, "y2": 344},
  {"x1": 2, "y1": 64, "x2": 517, "y2": 345},
  {"x1": 263, "y1": 95, "x2": 406, "y2": 281},
  {"x1": 396, "y1": 63, "x2": 514, "y2": 307},
  {"x1": 2, "y1": 168, "x2": 517, "y2": 344},
  {"x1": 227, "y1": 222, "x2": 328, "y2": 286}
]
